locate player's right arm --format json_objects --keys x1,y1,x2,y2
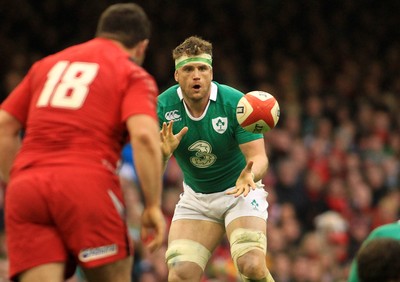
[
  {"x1": 160, "y1": 121, "x2": 188, "y2": 170},
  {"x1": 126, "y1": 114, "x2": 166, "y2": 252},
  {"x1": 0, "y1": 110, "x2": 22, "y2": 183}
]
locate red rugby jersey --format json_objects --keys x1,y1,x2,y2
[{"x1": 1, "y1": 38, "x2": 158, "y2": 174}]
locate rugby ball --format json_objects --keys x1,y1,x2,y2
[{"x1": 236, "y1": 91, "x2": 280, "y2": 133}]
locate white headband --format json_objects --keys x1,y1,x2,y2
[{"x1": 175, "y1": 54, "x2": 212, "y2": 70}]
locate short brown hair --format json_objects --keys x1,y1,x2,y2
[
  {"x1": 172, "y1": 36, "x2": 212, "y2": 60},
  {"x1": 357, "y1": 238, "x2": 400, "y2": 282},
  {"x1": 96, "y1": 3, "x2": 151, "y2": 48}
]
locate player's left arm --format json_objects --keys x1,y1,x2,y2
[
  {"x1": 0, "y1": 110, "x2": 22, "y2": 183},
  {"x1": 227, "y1": 138, "x2": 268, "y2": 197},
  {"x1": 240, "y1": 138, "x2": 268, "y2": 182}
]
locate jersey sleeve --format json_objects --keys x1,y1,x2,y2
[
  {"x1": 347, "y1": 260, "x2": 359, "y2": 282},
  {"x1": 121, "y1": 71, "x2": 159, "y2": 122},
  {"x1": 1, "y1": 68, "x2": 34, "y2": 126},
  {"x1": 156, "y1": 93, "x2": 168, "y2": 128},
  {"x1": 235, "y1": 120, "x2": 264, "y2": 144}
]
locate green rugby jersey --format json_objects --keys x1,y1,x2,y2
[
  {"x1": 157, "y1": 81, "x2": 263, "y2": 194},
  {"x1": 347, "y1": 221, "x2": 400, "y2": 282}
]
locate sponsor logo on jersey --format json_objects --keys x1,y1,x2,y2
[
  {"x1": 189, "y1": 140, "x2": 217, "y2": 168},
  {"x1": 212, "y1": 117, "x2": 228, "y2": 134},
  {"x1": 78, "y1": 244, "x2": 118, "y2": 262},
  {"x1": 165, "y1": 110, "x2": 181, "y2": 121}
]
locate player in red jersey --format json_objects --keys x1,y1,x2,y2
[{"x1": 0, "y1": 3, "x2": 165, "y2": 282}]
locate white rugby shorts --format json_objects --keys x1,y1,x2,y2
[{"x1": 172, "y1": 182, "x2": 269, "y2": 227}]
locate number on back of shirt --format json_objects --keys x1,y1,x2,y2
[{"x1": 37, "y1": 61, "x2": 99, "y2": 109}]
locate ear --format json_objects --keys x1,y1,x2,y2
[
  {"x1": 137, "y1": 39, "x2": 149, "y2": 56},
  {"x1": 174, "y1": 70, "x2": 179, "y2": 82},
  {"x1": 130, "y1": 39, "x2": 149, "y2": 65}
]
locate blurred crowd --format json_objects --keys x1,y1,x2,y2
[{"x1": 1, "y1": 0, "x2": 399, "y2": 281}]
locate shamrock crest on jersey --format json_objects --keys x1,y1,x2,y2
[{"x1": 212, "y1": 117, "x2": 228, "y2": 134}]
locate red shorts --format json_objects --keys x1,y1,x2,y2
[{"x1": 5, "y1": 166, "x2": 133, "y2": 280}]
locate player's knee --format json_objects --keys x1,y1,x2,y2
[
  {"x1": 229, "y1": 228, "x2": 268, "y2": 280},
  {"x1": 167, "y1": 264, "x2": 203, "y2": 282},
  {"x1": 229, "y1": 228, "x2": 267, "y2": 264},
  {"x1": 165, "y1": 239, "x2": 211, "y2": 272},
  {"x1": 237, "y1": 250, "x2": 267, "y2": 279}
]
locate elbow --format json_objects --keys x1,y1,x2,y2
[
  {"x1": 131, "y1": 129, "x2": 155, "y2": 147},
  {"x1": 130, "y1": 128, "x2": 160, "y2": 155}
]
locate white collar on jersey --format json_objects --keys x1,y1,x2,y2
[{"x1": 177, "y1": 82, "x2": 217, "y2": 101}]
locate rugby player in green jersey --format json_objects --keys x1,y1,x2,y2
[
  {"x1": 158, "y1": 36, "x2": 274, "y2": 282},
  {"x1": 348, "y1": 221, "x2": 400, "y2": 282}
]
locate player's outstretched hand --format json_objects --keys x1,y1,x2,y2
[
  {"x1": 160, "y1": 121, "x2": 188, "y2": 160},
  {"x1": 140, "y1": 206, "x2": 166, "y2": 253},
  {"x1": 226, "y1": 161, "x2": 256, "y2": 198}
]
